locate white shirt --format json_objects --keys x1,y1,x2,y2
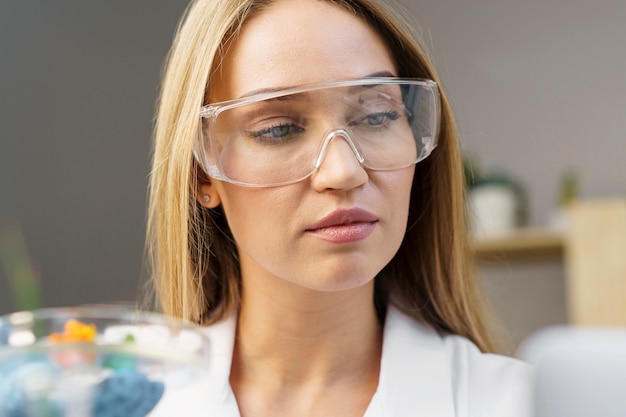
[{"x1": 154, "y1": 306, "x2": 534, "y2": 416}]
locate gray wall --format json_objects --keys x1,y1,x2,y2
[
  {"x1": 405, "y1": 0, "x2": 626, "y2": 223},
  {"x1": 405, "y1": 0, "x2": 626, "y2": 348},
  {"x1": 0, "y1": 1, "x2": 188, "y2": 313},
  {"x1": 1, "y1": 1, "x2": 624, "y2": 347}
]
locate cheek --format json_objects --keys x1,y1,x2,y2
[
  {"x1": 382, "y1": 168, "x2": 415, "y2": 234},
  {"x1": 384, "y1": 167, "x2": 415, "y2": 207},
  {"x1": 217, "y1": 186, "x2": 300, "y2": 251}
]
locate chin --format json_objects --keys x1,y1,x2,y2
[{"x1": 298, "y1": 271, "x2": 377, "y2": 293}]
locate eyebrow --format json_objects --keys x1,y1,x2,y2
[
  {"x1": 238, "y1": 70, "x2": 396, "y2": 99},
  {"x1": 348, "y1": 71, "x2": 397, "y2": 94}
]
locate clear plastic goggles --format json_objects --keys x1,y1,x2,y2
[{"x1": 196, "y1": 77, "x2": 440, "y2": 187}]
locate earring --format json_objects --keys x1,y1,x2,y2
[{"x1": 203, "y1": 195, "x2": 211, "y2": 203}]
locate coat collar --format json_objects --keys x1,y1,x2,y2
[
  {"x1": 203, "y1": 307, "x2": 456, "y2": 417},
  {"x1": 370, "y1": 306, "x2": 456, "y2": 417}
]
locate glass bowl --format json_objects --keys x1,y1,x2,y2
[{"x1": 0, "y1": 305, "x2": 211, "y2": 417}]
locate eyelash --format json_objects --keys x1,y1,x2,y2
[
  {"x1": 246, "y1": 123, "x2": 304, "y2": 143},
  {"x1": 351, "y1": 110, "x2": 401, "y2": 128}
]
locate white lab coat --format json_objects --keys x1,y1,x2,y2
[{"x1": 154, "y1": 306, "x2": 534, "y2": 416}]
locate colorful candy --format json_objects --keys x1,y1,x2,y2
[
  {"x1": 48, "y1": 319, "x2": 97, "y2": 343},
  {"x1": 0, "y1": 320, "x2": 164, "y2": 417},
  {"x1": 0, "y1": 362, "x2": 63, "y2": 417},
  {"x1": 93, "y1": 369, "x2": 165, "y2": 417}
]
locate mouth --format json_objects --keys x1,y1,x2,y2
[{"x1": 306, "y1": 208, "x2": 379, "y2": 243}]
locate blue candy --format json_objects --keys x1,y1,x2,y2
[
  {"x1": 0, "y1": 362, "x2": 63, "y2": 417},
  {"x1": 93, "y1": 369, "x2": 165, "y2": 417}
]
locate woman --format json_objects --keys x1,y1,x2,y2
[{"x1": 146, "y1": 0, "x2": 533, "y2": 415}]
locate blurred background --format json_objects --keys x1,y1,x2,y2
[
  {"x1": 0, "y1": 1, "x2": 189, "y2": 313},
  {"x1": 1, "y1": 0, "x2": 625, "y2": 350}
]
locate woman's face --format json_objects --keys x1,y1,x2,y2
[{"x1": 202, "y1": 0, "x2": 415, "y2": 294}]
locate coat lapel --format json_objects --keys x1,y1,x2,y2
[{"x1": 372, "y1": 307, "x2": 457, "y2": 417}]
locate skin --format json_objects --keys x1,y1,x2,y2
[{"x1": 198, "y1": 1, "x2": 415, "y2": 415}]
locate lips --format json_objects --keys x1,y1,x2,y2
[{"x1": 306, "y1": 208, "x2": 379, "y2": 243}]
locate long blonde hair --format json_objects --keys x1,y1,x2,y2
[{"x1": 146, "y1": 0, "x2": 498, "y2": 352}]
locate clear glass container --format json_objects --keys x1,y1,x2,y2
[{"x1": 0, "y1": 305, "x2": 211, "y2": 417}]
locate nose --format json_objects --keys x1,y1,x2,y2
[{"x1": 310, "y1": 129, "x2": 368, "y2": 191}]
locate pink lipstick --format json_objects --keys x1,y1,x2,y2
[{"x1": 306, "y1": 208, "x2": 378, "y2": 243}]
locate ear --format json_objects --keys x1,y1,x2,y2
[{"x1": 196, "y1": 167, "x2": 222, "y2": 209}]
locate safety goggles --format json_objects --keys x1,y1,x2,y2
[{"x1": 195, "y1": 77, "x2": 440, "y2": 187}]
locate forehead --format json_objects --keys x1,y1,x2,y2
[{"x1": 210, "y1": 0, "x2": 397, "y2": 102}]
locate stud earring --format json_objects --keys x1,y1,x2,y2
[{"x1": 203, "y1": 195, "x2": 211, "y2": 203}]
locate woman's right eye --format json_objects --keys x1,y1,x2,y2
[{"x1": 246, "y1": 123, "x2": 304, "y2": 144}]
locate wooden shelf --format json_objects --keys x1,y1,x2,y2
[{"x1": 471, "y1": 228, "x2": 565, "y2": 261}]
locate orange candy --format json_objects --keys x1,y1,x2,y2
[{"x1": 49, "y1": 319, "x2": 97, "y2": 343}]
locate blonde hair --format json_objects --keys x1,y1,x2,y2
[{"x1": 146, "y1": 0, "x2": 498, "y2": 352}]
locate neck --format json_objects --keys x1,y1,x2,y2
[{"x1": 231, "y1": 278, "x2": 382, "y2": 393}]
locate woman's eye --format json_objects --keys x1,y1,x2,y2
[
  {"x1": 353, "y1": 111, "x2": 400, "y2": 127},
  {"x1": 247, "y1": 123, "x2": 303, "y2": 143}
]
